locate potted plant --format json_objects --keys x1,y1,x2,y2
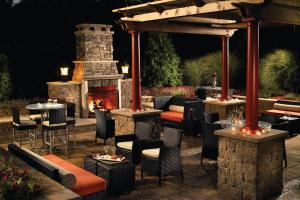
[{"x1": 0, "y1": 156, "x2": 41, "y2": 200}]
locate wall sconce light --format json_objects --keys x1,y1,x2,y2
[
  {"x1": 121, "y1": 64, "x2": 129, "y2": 79},
  {"x1": 60, "y1": 66, "x2": 69, "y2": 82}
]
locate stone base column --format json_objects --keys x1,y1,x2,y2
[{"x1": 216, "y1": 129, "x2": 287, "y2": 200}]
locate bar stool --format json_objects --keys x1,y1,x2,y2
[
  {"x1": 42, "y1": 108, "x2": 67, "y2": 154},
  {"x1": 66, "y1": 102, "x2": 76, "y2": 151},
  {"x1": 12, "y1": 107, "x2": 38, "y2": 151}
]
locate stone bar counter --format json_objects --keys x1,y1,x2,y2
[
  {"x1": 204, "y1": 98, "x2": 245, "y2": 120},
  {"x1": 215, "y1": 128, "x2": 288, "y2": 200},
  {"x1": 111, "y1": 109, "x2": 162, "y2": 135}
]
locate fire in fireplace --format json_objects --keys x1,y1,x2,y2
[{"x1": 88, "y1": 86, "x2": 118, "y2": 112}]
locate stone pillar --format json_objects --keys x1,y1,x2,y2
[
  {"x1": 220, "y1": 36, "x2": 230, "y2": 101},
  {"x1": 129, "y1": 31, "x2": 142, "y2": 111},
  {"x1": 216, "y1": 128, "x2": 287, "y2": 200},
  {"x1": 244, "y1": 19, "x2": 260, "y2": 133}
]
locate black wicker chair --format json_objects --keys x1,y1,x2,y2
[
  {"x1": 115, "y1": 122, "x2": 154, "y2": 165},
  {"x1": 140, "y1": 127, "x2": 183, "y2": 186},
  {"x1": 259, "y1": 113, "x2": 281, "y2": 124},
  {"x1": 271, "y1": 121, "x2": 289, "y2": 168},
  {"x1": 200, "y1": 122, "x2": 223, "y2": 165},
  {"x1": 195, "y1": 88, "x2": 206, "y2": 100},
  {"x1": 203, "y1": 112, "x2": 220, "y2": 123},
  {"x1": 95, "y1": 110, "x2": 115, "y2": 145},
  {"x1": 12, "y1": 107, "x2": 37, "y2": 150},
  {"x1": 154, "y1": 96, "x2": 204, "y2": 136},
  {"x1": 42, "y1": 108, "x2": 67, "y2": 154}
]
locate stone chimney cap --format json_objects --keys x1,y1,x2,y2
[{"x1": 75, "y1": 24, "x2": 113, "y2": 32}]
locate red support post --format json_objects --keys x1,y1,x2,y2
[
  {"x1": 243, "y1": 19, "x2": 261, "y2": 134},
  {"x1": 129, "y1": 31, "x2": 142, "y2": 111},
  {"x1": 220, "y1": 36, "x2": 229, "y2": 101}
]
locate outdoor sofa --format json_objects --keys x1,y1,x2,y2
[
  {"x1": 154, "y1": 96, "x2": 204, "y2": 136},
  {"x1": 264, "y1": 100, "x2": 300, "y2": 117},
  {"x1": 8, "y1": 143, "x2": 108, "y2": 200}
]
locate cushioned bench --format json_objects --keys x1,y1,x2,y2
[
  {"x1": 265, "y1": 100, "x2": 300, "y2": 117},
  {"x1": 154, "y1": 96, "x2": 204, "y2": 136},
  {"x1": 8, "y1": 144, "x2": 108, "y2": 200}
]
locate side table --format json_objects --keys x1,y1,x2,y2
[{"x1": 84, "y1": 155, "x2": 135, "y2": 196}]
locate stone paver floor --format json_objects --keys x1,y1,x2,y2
[{"x1": 2, "y1": 131, "x2": 300, "y2": 200}]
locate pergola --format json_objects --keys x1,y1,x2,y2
[{"x1": 113, "y1": 0, "x2": 300, "y2": 134}]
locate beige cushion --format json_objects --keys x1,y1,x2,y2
[
  {"x1": 43, "y1": 121, "x2": 66, "y2": 127},
  {"x1": 142, "y1": 148, "x2": 160, "y2": 158},
  {"x1": 169, "y1": 105, "x2": 184, "y2": 113},
  {"x1": 29, "y1": 114, "x2": 41, "y2": 120},
  {"x1": 273, "y1": 103, "x2": 300, "y2": 112},
  {"x1": 13, "y1": 120, "x2": 36, "y2": 127},
  {"x1": 117, "y1": 141, "x2": 133, "y2": 150},
  {"x1": 20, "y1": 146, "x2": 76, "y2": 189}
]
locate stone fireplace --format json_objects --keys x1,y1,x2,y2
[{"x1": 48, "y1": 24, "x2": 131, "y2": 117}]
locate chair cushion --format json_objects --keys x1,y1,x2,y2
[
  {"x1": 13, "y1": 120, "x2": 36, "y2": 127},
  {"x1": 161, "y1": 111, "x2": 183, "y2": 123},
  {"x1": 168, "y1": 105, "x2": 184, "y2": 113},
  {"x1": 142, "y1": 148, "x2": 160, "y2": 159},
  {"x1": 29, "y1": 114, "x2": 42, "y2": 121},
  {"x1": 117, "y1": 141, "x2": 133, "y2": 150},
  {"x1": 273, "y1": 103, "x2": 300, "y2": 112},
  {"x1": 43, "y1": 121, "x2": 66, "y2": 127},
  {"x1": 43, "y1": 154, "x2": 106, "y2": 196}
]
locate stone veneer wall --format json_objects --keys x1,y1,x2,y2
[
  {"x1": 75, "y1": 24, "x2": 114, "y2": 61},
  {"x1": 218, "y1": 136, "x2": 284, "y2": 200},
  {"x1": 73, "y1": 24, "x2": 118, "y2": 81},
  {"x1": 47, "y1": 81, "x2": 81, "y2": 117},
  {"x1": 121, "y1": 79, "x2": 132, "y2": 108}
]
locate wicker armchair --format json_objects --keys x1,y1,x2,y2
[
  {"x1": 140, "y1": 127, "x2": 183, "y2": 186},
  {"x1": 115, "y1": 122, "x2": 153, "y2": 165},
  {"x1": 203, "y1": 112, "x2": 220, "y2": 123},
  {"x1": 95, "y1": 110, "x2": 115, "y2": 145},
  {"x1": 200, "y1": 122, "x2": 223, "y2": 165}
]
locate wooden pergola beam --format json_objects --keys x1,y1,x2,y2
[
  {"x1": 259, "y1": 4, "x2": 300, "y2": 25},
  {"x1": 115, "y1": 0, "x2": 265, "y2": 22},
  {"x1": 170, "y1": 16, "x2": 236, "y2": 24},
  {"x1": 120, "y1": 21, "x2": 237, "y2": 36}
]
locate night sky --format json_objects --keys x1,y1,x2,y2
[{"x1": 0, "y1": 0, "x2": 299, "y2": 98}]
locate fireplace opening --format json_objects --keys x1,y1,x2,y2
[{"x1": 88, "y1": 86, "x2": 118, "y2": 113}]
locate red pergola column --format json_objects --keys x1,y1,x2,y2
[
  {"x1": 244, "y1": 19, "x2": 261, "y2": 133},
  {"x1": 129, "y1": 30, "x2": 142, "y2": 111},
  {"x1": 220, "y1": 36, "x2": 230, "y2": 101}
]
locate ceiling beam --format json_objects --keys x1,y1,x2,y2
[
  {"x1": 120, "y1": 21, "x2": 237, "y2": 36},
  {"x1": 170, "y1": 16, "x2": 236, "y2": 24},
  {"x1": 259, "y1": 4, "x2": 300, "y2": 25}
]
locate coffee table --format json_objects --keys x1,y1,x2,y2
[{"x1": 84, "y1": 155, "x2": 135, "y2": 196}]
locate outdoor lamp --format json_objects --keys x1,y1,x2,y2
[
  {"x1": 60, "y1": 66, "x2": 69, "y2": 82},
  {"x1": 121, "y1": 64, "x2": 129, "y2": 78}
]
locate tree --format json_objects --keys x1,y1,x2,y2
[
  {"x1": 0, "y1": 54, "x2": 13, "y2": 101},
  {"x1": 260, "y1": 49, "x2": 298, "y2": 97},
  {"x1": 183, "y1": 51, "x2": 241, "y2": 88},
  {"x1": 142, "y1": 32, "x2": 182, "y2": 87}
]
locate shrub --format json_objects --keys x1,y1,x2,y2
[
  {"x1": 260, "y1": 49, "x2": 298, "y2": 97},
  {"x1": 142, "y1": 32, "x2": 182, "y2": 87},
  {"x1": 183, "y1": 51, "x2": 241, "y2": 88},
  {"x1": 0, "y1": 54, "x2": 13, "y2": 102}
]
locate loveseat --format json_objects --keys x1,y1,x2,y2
[
  {"x1": 154, "y1": 96, "x2": 204, "y2": 136},
  {"x1": 264, "y1": 100, "x2": 300, "y2": 117},
  {"x1": 8, "y1": 144, "x2": 108, "y2": 200}
]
